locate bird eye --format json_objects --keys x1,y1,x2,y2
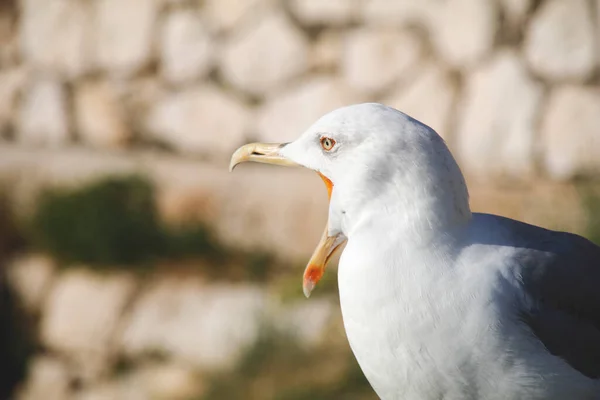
[{"x1": 320, "y1": 137, "x2": 335, "y2": 151}]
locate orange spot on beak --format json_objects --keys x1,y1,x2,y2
[
  {"x1": 318, "y1": 172, "x2": 333, "y2": 200},
  {"x1": 303, "y1": 264, "x2": 324, "y2": 297}
]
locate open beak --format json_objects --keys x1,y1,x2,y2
[
  {"x1": 302, "y1": 222, "x2": 345, "y2": 297},
  {"x1": 229, "y1": 142, "x2": 299, "y2": 171},
  {"x1": 230, "y1": 142, "x2": 346, "y2": 298}
]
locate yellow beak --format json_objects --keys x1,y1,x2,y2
[
  {"x1": 230, "y1": 142, "x2": 346, "y2": 298},
  {"x1": 229, "y1": 142, "x2": 299, "y2": 171},
  {"x1": 302, "y1": 223, "x2": 345, "y2": 297}
]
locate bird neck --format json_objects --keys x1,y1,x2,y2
[
  {"x1": 357, "y1": 192, "x2": 470, "y2": 242},
  {"x1": 336, "y1": 170, "x2": 472, "y2": 242}
]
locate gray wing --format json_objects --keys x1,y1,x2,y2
[{"x1": 496, "y1": 216, "x2": 600, "y2": 379}]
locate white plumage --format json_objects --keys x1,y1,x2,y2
[{"x1": 231, "y1": 103, "x2": 600, "y2": 399}]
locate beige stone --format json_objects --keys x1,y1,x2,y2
[
  {"x1": 256, "y1": 75, "x2": 362, "y2": 143},
  {"x1": 598, "y1": 0, "x2": 600, "y2": 59},
  {"x1": 203, "y1": 0, "x2": 270, "y2": 32},
  {"x1": 17, "y1": 356, "x2": 72, "y2": 400},
  {"x1": 220, "y1": 11, "x2": 309, "y2": 96},
  {"x1": 0, "y1": 67, "x2": 27, "y2": 134},
  {"x1": 429, "y1": 0, "x2": 497, "y2": 69},
  {"x1": 41, "y1": 270, "x2": 135, "y2": 379},
  {"x1": 146, "y1": 84, "x2": 251, "y2": 157},
  {"x1": 310, "y1": 31, "x2": 342, "y2": 71},
  {"x1": 456, "y1": 51, "x2": 542, "y2": 181},
  {"x1": 76, "y1": 363, "x2": 204, "y2": 400},
  {"x1": 0, "y1": 147, "x2": 139, "y2": 208},
  {"x1": 19, "y1": 0, "x2": 93, "y2": 78},
  {"x1": 524, "y1": 0, "x2": 596, "y2": 81},
  {"x1": 290, "y1": 0, "x2": 357, "y2": 25},
  {"x1": 74, "y1": 81, "x2": 131, "y2": 148},
  {"x1": 121, "y1": 77, "x2": 165, "y2": 127},
  {"x1": 541, "y1": 86, "x2": 600, "y2": 180},
  {"x1": 18, "y1": 79, "x2": 70, "y2": 146},
  {"x1": 0, "y1": 12, "x2": 17, "y2": 66},
  {"x1": 342, "y1": 29, "x2": 422, "y2": 95},
  {"x1": 499, "y1": 0, "x2": 533, "y2": 28},
  {"x1": 0, "y1": 146, "x2": 143, "y2": 222},
  {"x1": 94, "y1": 0, "x2": 159, "y2": 76},
  {"x1": 120, "y1": 280, "x2": 266, "y2": 370},
  {"x1": 160, "y1": 10, "x2": 214, "y2": 85},
  {"x1": 75, "y1": 381, "x2": 142, "y2": 400},
  {"x1": 275, "y1": 299, "x2": 334, "y2": 347},
  {"x1": 128, "y1": 363, "x2": 205, "y2": 400},
  {"x1": 468, "y1": 182, "x2": 587, "y2": 236},
  {"x1": 384, "y1": 63, "x2": 457, "y2": 138},
  {"x1": 360, "y1": 0, "x2": 435, "y2": 27},
  {"x1": 6, "y1": 253, "x2": 55, "y2": 313}
]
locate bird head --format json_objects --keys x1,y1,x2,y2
[{"x1": 230, "y1": 103, "x2": 470, "y2": 297}]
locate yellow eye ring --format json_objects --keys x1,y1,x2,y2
[{"x1": 320, "y1": 137, "x2": 335, "y2": 151}]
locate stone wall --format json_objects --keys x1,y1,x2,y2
[
  {"x1": 1, "y1": 1, "x2": 600, "y2": 398},
  {"x1": 6, "y1": 253, "x2": 340, "y2": 399},
  {"x1": 1, "y1": 0, "x2": 600, "y2": 253}
]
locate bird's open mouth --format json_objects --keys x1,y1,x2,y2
[{"x1": 230, "y1": 142, "x2": 346, "y2": 297}]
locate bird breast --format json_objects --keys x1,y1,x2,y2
[{"x1": 336, "y1": 234, "x2": 597, "y2": 399}]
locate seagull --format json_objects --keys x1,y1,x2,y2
[{"x1": 229, "y1": 103, "x2": 600, "y2": 399}]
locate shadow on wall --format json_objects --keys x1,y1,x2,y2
[
  {"x1": 0, "y1": 280, "x2": 36, "y2": 400},
  {"x1": 0, "y1": 198, "x2": 35, "y2": 399}
]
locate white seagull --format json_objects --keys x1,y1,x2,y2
[{"x1": 230, "y1": 103, "x2": 600, "y2": 399}]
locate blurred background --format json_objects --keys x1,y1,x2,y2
[{"x1": 0, "y1": 0, "x2": 599, "y2": 399}]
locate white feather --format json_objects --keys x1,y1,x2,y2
[{"x1": 280, "y1": 103, "x2": 600, "y2": 399}]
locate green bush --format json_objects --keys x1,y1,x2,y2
[
  {"x1": 579, "y1": 186, "x2": 600, "y2": 245},
  {"x1": 163, "y1": 223, "x2": 224, "y2": 261},
  {"x1": 29, "y1": 176, "x2": 165, "y2": 266},
  {"x1": 0, "y1": 196, "x2": 25, "y2": 261},
  {"x1": 25, "y1": 175, "x2": 282, "y2": 281}
]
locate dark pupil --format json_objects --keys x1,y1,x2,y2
[{"x1": 324, "y1": 139, "x2": 330, "y2": 147}]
